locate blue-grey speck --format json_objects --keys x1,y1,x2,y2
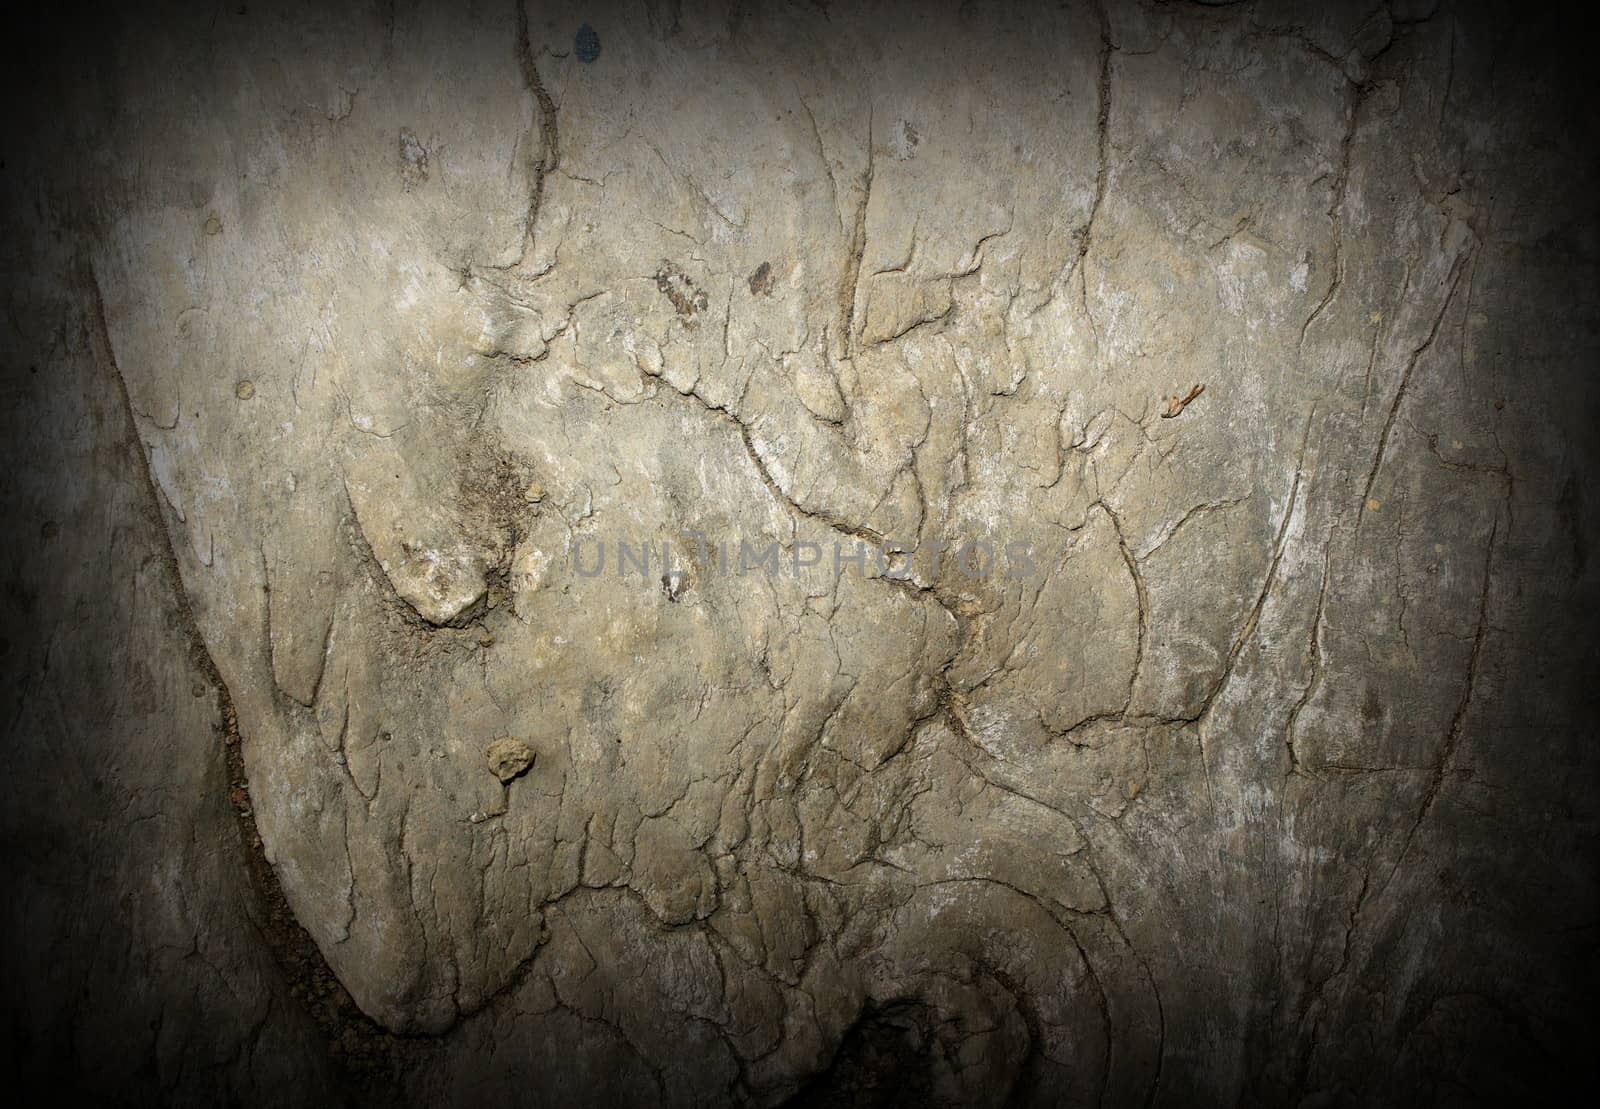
[{"x1": 575, "y1": 24, "x2": 601, "y2": 63}]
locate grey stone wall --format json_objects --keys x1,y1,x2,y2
[{"x1": 2, "y1": 1, "x2": 1595, "y2": 1104}]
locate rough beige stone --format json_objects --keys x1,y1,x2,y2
[{"x1": 3, "y1": 0, "x2": 1596, "y2": 1105}]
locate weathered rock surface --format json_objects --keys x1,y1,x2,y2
[{"x1": 2, "y1": 0, "x2": 1596, "y2": 1104}]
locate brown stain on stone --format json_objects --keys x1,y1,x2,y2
[
  {"x1": 748, "y1": 260, "x2": 775, "y2": 297},
  {"x1": 655, "y1": 259, "x2": 708, "y2": 322}
]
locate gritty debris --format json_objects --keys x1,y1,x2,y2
[
  {"x1": 485, "y1": 736, "x2": 535, "y2": 783},
  {"x1": 655, "y1": 259, "x2": 709, "y2": 321},
  {"x1": 398, "y1": 128, "x2": 429, "y2": 190}
]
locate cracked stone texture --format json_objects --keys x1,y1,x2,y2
[{"x1": 3, "y1": 0, "x2": 1597, "y2": 1104}]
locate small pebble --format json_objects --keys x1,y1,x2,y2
[
  {"x1": 486, "y1": 736, "x2": 535, "y2": 783},
  {"x1": 236, "y1": 379, "x2": 255, "y2": 400}
]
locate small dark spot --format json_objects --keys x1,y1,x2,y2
[
  {"x1": 748, "y1": 260, "x2": 775, "y2": 297},
  {"x1": 654, "y1": 259, "x2": 709, "y2": 322},
  {"x1": 1360, "y1": 686, "x2": 1382, "y2": 725},
  {"x1": 661, "y1": 570, "x2": 690, "y2": 602},
  {"x1": 40, "y1": 520, "x2": 58, "y2": 540},
  {"x1": 575, "y1": 24, "x2": 601, "y2": 63}
]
